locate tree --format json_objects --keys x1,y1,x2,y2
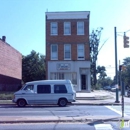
[
  {"x1": 121, "y1": 65, "x2": 130, "y2": 86},
  {"x1": 90, "y1": 27, "x2": 103, "y2": 89},
  {"x1": 22, "y1": 50, "x2": 46, "y2": 83},
  {"x1": 120, "y1": 57, "x2": 130, "y2": 88},
  {"x1": 97, "y1": 77, "x2": 113, "y2": 89},
  {"x1": 96, "y1": 66, "x2": 107, "y2": 80},
  {"x1": 123, "y1": 57, "x2": 130, "y2": 65}
]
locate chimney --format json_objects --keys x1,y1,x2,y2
[{"x1": 2, "y1": 36, "x2": 6, "y2": 42}]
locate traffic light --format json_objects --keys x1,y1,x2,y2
[
  {"x1": 119, "y1": 65, "x2": 126, "y2": 71},
  {"x1": 119, "y1": 65, "x2": 122, "y2": 71},
  {"x1": 123, "y1": 35, "x2": 129, "y2": 48}
]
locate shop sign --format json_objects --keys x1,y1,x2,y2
[{"x1": 57, "y1": 63, "x2": 70, "y2": 70}]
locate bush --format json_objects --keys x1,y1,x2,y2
[{"x1": 0, "y1": 91, "x2": 14, "y2": 100}]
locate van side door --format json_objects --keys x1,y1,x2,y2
[
  {"x1": 52, "y1": 84, "x2": 68, "y2": 103},
  {"x1": 35, "y1": 84, "x2": 52, "y2": 104}
]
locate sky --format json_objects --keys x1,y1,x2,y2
[{"x1": 0, "y1": 0, "x2": 130, "y2": 78}]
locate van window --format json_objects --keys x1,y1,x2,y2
[
  {"x1": 54, "y1": 85, "x2": 67, "y2": 93},
  {"x1": 24, "y1": 85, "x2": 34, "y2": 91},
  {"x1": 37, "y1": 85, "x2": 51, "y2": 93}
]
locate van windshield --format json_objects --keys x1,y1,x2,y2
[{"x1": 20, "y1": 84, "x2": 26, "y2": 90}]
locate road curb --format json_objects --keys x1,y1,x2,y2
[
  {"x1": 0, "y1": 117, "x2": 130, "y2": 124},
  {"x1": 0, "y1": 101, "x2": 130, "y2": 106},
  {"x1": 0, "y1": 103, "x2": 123, "y2": 106}
]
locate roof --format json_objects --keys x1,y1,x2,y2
[
  {"x1": 26, "y1": 80, "x2": 72, "y2": 85},
  {"x1": 46, "y1": 11, "x2": 90, "y2": 20}
]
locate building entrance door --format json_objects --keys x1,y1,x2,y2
[{"x1": 81, "y1": 74, "x2": 86, "y2": 90}]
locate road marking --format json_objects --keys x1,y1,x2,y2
[
  {"x1": 94, "y1": 124, "x2": 113, "y2": 130},
  {"x1": 105, "y1": 106, "x2": 128, "y2": 117}
]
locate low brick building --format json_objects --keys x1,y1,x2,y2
[
  {"x1": 45, "y1": 11, "x2": 91, "y2": 92},
  {"x1": 0, "y1": 36, "x2": 22, "y2": 91}
]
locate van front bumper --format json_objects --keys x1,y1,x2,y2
[
  {"x1": 73, "y1": 99, "x2": 76, "y2": 102},
  {"x1": 12, "y1": 99, "x2": 16, "y2": 103}
]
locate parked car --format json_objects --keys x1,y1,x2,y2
[
  {"x1": 127, "y1": 89, "x2": 130, "y2": 97},
  {"x1": 12, "y1": 80, "x2": 76, "y2": 107},
  {"x1": 111, "y1": 86, "x2": 116, "y2": 92},
  {"x1": 103, "y1": 86, "x2": 111, "y2": 90}
]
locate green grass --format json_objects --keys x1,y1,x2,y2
[{"x1": 0, "y1": 91, "x2": 14, "y2": 100}]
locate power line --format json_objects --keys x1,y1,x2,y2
[{"x1": 98, "y1": 38, "x2": 109, "y2": 52}]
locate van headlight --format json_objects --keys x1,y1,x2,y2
[{"x1": 13, "y1": 95, "x2": 15, "y2": 99}]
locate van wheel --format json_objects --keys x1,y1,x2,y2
[
  {"x1": 58, "y1": 98, "x2": 67, "y2": 107},
  {"x1": 17, "y1": 99, "x2": 26, "y2": 107}
]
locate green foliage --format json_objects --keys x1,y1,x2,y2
[
  {"x1": 122, "y1": 65, "x2": 130, "y2": 85},
  {"x1": 97, "y1": 77, "x2": 113, "y2": 88},
  {"x1": 0, "y1": 91, "x2": 14, "y2": 100},
  {"x1": 95, "y1": 83, "x2": 102, "y2": 90},
  {"x1": 97, "y1": 65, "x2": 107, "y2": 79},
  {"x1": 90, "y1": 27, "x2": 103, "y2": 88},
  {"x1": 123, "y1": 57, "x2": 130, "y2": 65},
  {"x1": 22, "y1": 50, "x2": 46, "y2": 83},
  {"x1": 121, "y1": 57, "x2": 130, "y2": 86}
]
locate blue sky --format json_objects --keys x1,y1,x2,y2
[{"x1": 0, "y1": 0, "x2": 130, "y2": 78}]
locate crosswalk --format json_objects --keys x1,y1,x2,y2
[
  {"x1": 94, "y1": 124, "x2": 113, "y2": 130},
  {"x1": 106, "y1": 105, "x2": 130, "y2": 117}
]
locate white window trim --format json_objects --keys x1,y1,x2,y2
[
  {"x1": 77, "y1": 21, "x2": 84, "y2": 35},
  {"x1": 64, "y1": 44, "x2": 71, "y2": 60},
  {"x1": 64, "y1": 22, "x2": 71, "y2": 35},
  {"x1": 51, "y1": 44, "x2": 58, "y2": 60},
  {"x1": 77, "y1": 44, "x2": 85, "y2": 60},
  {"x1": 50, "y1": 22, "x2": 58, "y2": 35}
]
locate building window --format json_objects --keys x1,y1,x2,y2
[
  {"x1": 51, "y1": 44, "x2": 58, "y2": 60},
  {"x1": 54, "y1": 85, "x2": 67, "y2": 93},
  {"x1": 50, "y1": 72, "x2": 77, "y2": 84},
  {"x1": 64, "y1": 22, "x2": 71, "y2": 35},
  {"x1": 77, "y1": 44, "x2": 84, "y2": 60},
  {"x1": 64, "y1": 44, "x2": 71, "y2": 60},
  {"x1": 77, "y1": 22, "x2": 84, "y2": 35},
  {"x1": 37, "y1": 85, "x2": 51, "y2": 93},
  {"x1": 51, "y1": 22, "x2": 58, "y2": 35}
]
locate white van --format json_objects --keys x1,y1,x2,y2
[{"x1": 12, "y1": 80, "x2": 76, "y2": 107}]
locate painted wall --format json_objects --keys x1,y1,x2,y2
[{"x1": 48, "y1": 61, "x2": 91, "y2": 92}]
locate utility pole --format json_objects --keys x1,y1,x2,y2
[{"x1": 114, "y1": 27, "x2": 120, "y2": 103}]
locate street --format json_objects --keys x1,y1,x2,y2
[
  {"x1": 0, "y1": 105, "x2": 121, "y2": 117},
  {"x1": 0, "y1": 105, "x2": 130, "y2": 130}
]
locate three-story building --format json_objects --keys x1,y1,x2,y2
[{"x1": 45, "y1": 11, "x2": 91, "y2": 92}]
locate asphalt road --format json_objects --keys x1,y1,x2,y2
[
  {"x1": 0, "y1": 122, "x2": 129, "y2": 130},
  {"x1": 0, "y1": 105, "x2": 130, "y2": 130},
  {"x1": 0, "y1": 105, "x2": 120, "y2": 117}
]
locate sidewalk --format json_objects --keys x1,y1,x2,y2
[
  {"x1": 76, "y1": 90, "x2": 114, "y2": 100},
  {"x1": 0, "y1": 115, "x2": 129, "y2": 123},
  {"x1": 75, "y1": 90, "x2": 130, "y2": 105}
]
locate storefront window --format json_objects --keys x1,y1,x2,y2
[{"x1": 50, "y1": 72, "x2": 77, "y2": 84}]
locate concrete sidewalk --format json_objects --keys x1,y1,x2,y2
[
  {"x1": 76, "y1": 90, "x2": 114, "y2": 100},
  {"x1": 0, "y1": 115, "x2": 130, "y2": 123},
  {"x1": 75, "y1": 90, "x2": 130, "y2": 105}
]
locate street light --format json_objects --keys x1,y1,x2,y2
[{"x1": 114, "y1": 27, "x2": 119, "y2": 103}]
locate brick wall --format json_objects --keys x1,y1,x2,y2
[
  {"x1": 46, "y1": 19, "x2": 90, "y2": 61},
  {"x1": 0, "y1": 39, "x2": 22, "y2": 91}
]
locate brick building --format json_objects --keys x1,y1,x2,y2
[
  {"x1": 45, "y1": 11, "x2": 91, "y2": 92},
  {"x1": 0, "y1": 36, "x2": 22, "y2": 91}
]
